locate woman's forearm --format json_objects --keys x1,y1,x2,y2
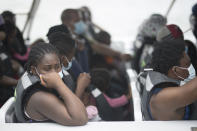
[{"x1": 56, "y1": 82, "x2": 88, "y2": 124}]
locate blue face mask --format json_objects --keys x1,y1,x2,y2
[
  {"x1": 63, "y1": 62, "x2": 72, "y2": 71},
  {"x1": 74, "y1": 20, "x2": 87, "y2": 35},
  {"x1": 62, "y1": 56, "x2": 72, "y2": 71}
]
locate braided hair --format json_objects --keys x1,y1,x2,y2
[{"x1": 25, "y1": 42, "x2": 59, "y2": 74}]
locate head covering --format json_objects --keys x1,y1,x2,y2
[
  {"x1": 46, "y1": 24, "x2": 70, "y2": 37},
  {"x1": 192, "y1": 3, "x2": 197, "y2": 17},
  {"x1": 156, "y1": 24, "x2": 184, "y2": 41},
  {"x1": 1, "y1": 10, "x2": 15, "y2": 18},
  {"x1": 1, "y1": 10, "x2": 15, "y2": 24},
  {"x1": 138, "y1": 14, "x2": 167, "y2": 38}
]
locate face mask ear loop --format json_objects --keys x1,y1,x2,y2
[
  {"x1": 175, "y1": 66, "x2": 187, "y2": 70},
  {"x1": 35, "y1": 67, "x2": 45, "y2": 85},
  {"x1": 64, "y1": 56, "x2": 70, "y2": 64},
  {"x1": 35, "y1": 67, "x2": 42, "y2": 77},
  {"x1": 173, "y1": 66, "x2": 185, "y2": 80}
]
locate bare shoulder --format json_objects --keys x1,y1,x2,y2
[
  {"x1": 150, "y1": 86, "x2": 180, "y2": 110},
  {"x1": 28, "y1": 90, "x2": 62, "y2": 109}
]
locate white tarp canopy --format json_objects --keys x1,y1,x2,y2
[{"x1": 0, "y1": 0, "x2": 196, "y2": 50}]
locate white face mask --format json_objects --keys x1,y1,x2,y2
[
  {"x1": 184, "y1": 64, "x2": 196, "y2": 82},
  {"x1": 35, "y1": 67, "x2": 64, "y2": 79},
  {"x1": 174, "y1": 64, "x2": 196, "y2": 83},
  {"x1": 62, "y1": 56, "x2": 72, "y2": 71},
  {"x1": 58, "y1": 70, "x2": 64, "y2": 78}
]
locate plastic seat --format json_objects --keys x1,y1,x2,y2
[
  {"x1": 0, "y1": 97, "x2": 17, "y2": 123},
  {"x1": 127, "y1": 69, "x2": 143, "y2": 121}
]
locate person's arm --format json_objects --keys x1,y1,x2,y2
[
  {"x1": 126, "y1": 84, "x2": 132, "y2": 100},
  {"x1": 10, "y1": 59, "x2": 23, "y2": 75},
  {"x1": 103, "y1": 94, "x2": 129, "y2": 108},
  {"x1": 0, "y1": 75, "x2": 18, "y2": 87},
  {"x1": 27, "y1": 72, "x2": 88, "y2": 126},
  {"x1": 85, "y1": 34, "x2": 132, "y2": 61},
  {"x1": 0, "y1": 31, "x2": 6, "y2": 41},
  {"x1": 75, "y1": 73, "x2": 91, "y2": 99},
  {"x1": 90, "y1": 41, "x2": 121, "y2": 58},
  {"x1": 150, "y1": 77, "x2": 197, "y2": 112}
]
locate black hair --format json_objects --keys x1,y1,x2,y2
[
  {"x1": 80, "y1": 6, "x2": 92, "y2": 22},
  {"x1": 61, "y1": 9, "x2": 78, "y2": 22},
  {"x1": 90, "y1": 68, "x2": 111, "y2": 92},
  {"x1": 151, "y1": 40, "x2": 185, "y2": 75},
  {"x1": 1, "y1": 10, "x2": 15, "y2": 19},
  {"x1": 48, "y1": 32, "x2": 76, "y2": 57},
  {"x1": 25, "y1": 42, "x2": 59, "y2": 74},
  {"x1": 185, "y1": 40, "x2": 197, "y2": 75},
  {"x1": 0, "y1": 22, "x2": 16, "y2": 50},
  {"x1": 95, "y1": 31, "x2": 111, "y2": 45},
  {"x1": 46, "y1": 24, "x2": 70, "y2": 37},
  {"x1": 0, "y1": 21, "x2": 16, "y2": 37},
  {"x1": 185, "y1": 40, "x2": 197, "y2": 58}
]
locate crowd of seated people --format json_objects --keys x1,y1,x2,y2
[
  {"x1": 0, "y1": 2, "x2": 197, "y2": 126},
  {"x1": 0, "y1": 6, "x2": 133, "y2": 125}
]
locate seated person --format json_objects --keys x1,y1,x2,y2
[
  {"x1": 48, "y1": 32, "x2": 96, "y2": 121},
  {"x1": 47, "y1": 24, "x2": 84, "y2": 79},
  {"x1": 91, "y1": 31, "x2": 130, "y2": 98},
  {"x1": 14, "y1": 42, "x2": 88, "y2": 125},
  {"x1": 0, "y1": 22, "x2": 29, "y2": 66},
  {"x1": 48, "y1": 32, "x2": 90, "y2": 92},
  {"x1": 90, "y1": 68, "x2": 132, "y2": 108},
  {"x1": 141, "y1": 39, "x2": 197, "y2": 120},
  {"x1": 0, "y1": 30, "x2": 22, "y2": 107},
  {"x1": 1, "y1": 11, "x2": 28, "y2": 56},
  {"x1": 78, "y1": 68, "x2": 132, "y2": 121},
  {"x1": 0, "y1": 52, "x2": 19, "y2": 107},
  {"x1": 61, "y1": 8, "x2": 131, "y2": 64},
  {"x1": 90, "y1": 30, "x2": 113, "y2": 69},
  {"x1": 0, "y1": 60, "x2": 18, "y2": 107}
]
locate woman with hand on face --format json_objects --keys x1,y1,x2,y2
[
  {"x1": 48, "y1": 31, "x2": 94, "y2": 121},
  {"x1": 14, "y1": 42, "x2": 88, "y2": 126}
]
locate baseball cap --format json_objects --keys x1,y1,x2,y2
[{"x1": 156, "y1": 24, "x2": 184, "y2": 41}]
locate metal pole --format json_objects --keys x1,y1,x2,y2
[
  {"x1": 183, "y1": 27, "x2": 192, "y2": 34},
  {"x1": 22, "y1": 0, "x2": 40, "y2": 37},
  {"x1": 165, "y1": 0, "x2": 176, "y2": 17},
  {"x1": 15, "y1": 13, "x2": 28, "y2": 16}
]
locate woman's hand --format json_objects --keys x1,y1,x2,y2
[
  {"x1": 77, "y1": 72, "x2": 91, "y2": 90},
  {"x1": 75, "y1": 73, "x2": 91, "y2": 99},
  {"x1": 40, "y1": 72, "x2": 64, "y2": 89}
]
